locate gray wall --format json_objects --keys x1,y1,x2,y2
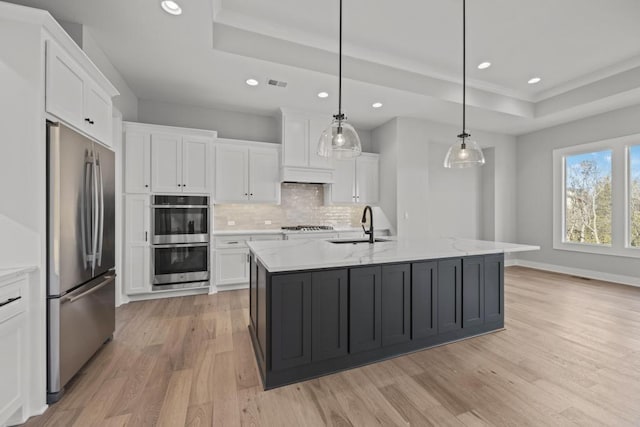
[
  {"x1": 138, "y1": 100, "x2": 280, "y2": 143},
  {"x1": 516, "y1": 104, "x2": 640, "y2": 279},
  {"x1": 372, "y1": 117, "x2": 517, "y2": 242}
]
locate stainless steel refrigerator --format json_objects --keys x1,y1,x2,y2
[{"x1": 46, "y1": 122, "x2": 116, "y2": 403}]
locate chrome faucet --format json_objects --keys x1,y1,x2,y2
[{"x1": 361, "y1": 205, "x2": 374, "y2": 244}]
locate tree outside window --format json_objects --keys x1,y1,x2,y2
[
  {"x1": 564, "y1": 151, "x2": 612, "y2": 245},
  {"x1": 630, "y1": 145, "x2": 640, "y2": 247}
]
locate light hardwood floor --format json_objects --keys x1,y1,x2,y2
[{"x1": 25, "y1": 267, "x2": 640, "y2": 426}]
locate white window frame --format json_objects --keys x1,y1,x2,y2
[{"x1": 553, "y1": 134, "x2": 640, "y2": 258}]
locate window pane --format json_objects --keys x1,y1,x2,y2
[
  {"x1": 565, "y1": 150, "x2": 612, "y2": 245},
  {"x1": 631, "y1": 145, "x2": 640, "y2": 247}
]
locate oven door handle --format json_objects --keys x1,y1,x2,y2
[
  {"x1": 152, "y1": 243, "x2": 210, "y2": 248},
  {"x1": 151, "y1": 205, "x2": 208, "y2": 209}
]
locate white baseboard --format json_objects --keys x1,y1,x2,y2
[
  {"x1": 507, "y1": 259, "x2": 640, "y2": 288},
  {"x1": 216, "y1": 283, "x2": 249, "y2": 292},
  {"x1": 124, "y1": 287, "x2": 209, "y2": 303}
]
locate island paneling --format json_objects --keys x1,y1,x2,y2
[{"x1": 248, "y1": 253, "x2": 505, "y2": 390}]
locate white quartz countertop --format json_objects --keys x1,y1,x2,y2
[
  {"x1": 247, "y1": 237, "x2": 539, "y2": 272},
  {"x1": 0, "y1": 266, "x2": 37, "y2": 282},
  {"x1": 213, "y1": 227, "x2": 387, "y2": 236}
]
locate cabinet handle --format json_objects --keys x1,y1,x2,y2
[
  {"x1": 145, "y1": 231, "x2": 148, "y2": 242},
  {"x1": 84, "y1": 118, "x2": 95, "y2": 125},
  {"x1": 244, "y1": 193, "x2": 248, "y2": 196},
  {"x1": 246, "y1": 254, "x2": 250, "y2": 263},
  {"x1": 178, "y1": 184, "x2": 182, "y2": 187},
  {"x1": 250, "y1": 193, "x2": 253, "y2": 196},
  {"x1": 227, "y1": 241, "x2": 239, "y2": 244},
  {"x1": 0, "y1": 296, "x2": 21, "y2": 308},
  {"x1": 144, "y1": 184, "x2": 149, "y2": 188}
]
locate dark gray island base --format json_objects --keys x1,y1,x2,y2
[{"x1": 248, "y1": 253, "x2": 505, "y2": 390}]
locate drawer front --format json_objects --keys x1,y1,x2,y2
[
  {"x1": 250, "y1": 234, "x2": 283, "y2": 242},
  {"x1": 215, "y1": 235, "x2": 248, "y2": 249},
  {"x1": 0, "y1": 277, "x2": 27, "y2": 324},
  {"x1": 0, "y1": 313, "x2": 25, "y2": 423}
]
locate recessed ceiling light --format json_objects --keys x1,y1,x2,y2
[
  {"x1": 160, "y1": 0, "x2": 182, "y2": 15},
  {"x1": 245, "y1": 78, "x2": 259, "y2": 86},
  {"x1": 528, "y1": 77, "x2": 541, "y2": 84},
  {"x1": 317, "y1": 92, "x2": 329, "y2": 98},
  {"x1": 477, "y1": 62, "x2": 491, "y2": 70},
  {"x1": 372, "y1": 102, "x2": 383, "y2": 109}
]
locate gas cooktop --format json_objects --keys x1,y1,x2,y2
[{"x1": 281, "y1": 225, "x2": 334, "y2": 232}]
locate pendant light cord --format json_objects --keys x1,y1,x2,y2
[
  {"x1": 337, "y1": 0, "x2": 343, "y2": 127},
  {"x1": 458, "y1": 0, "x2": 469, "y2": 146}
]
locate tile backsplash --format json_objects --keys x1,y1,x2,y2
[{"x1": 214, "y1": 183, "x2": 365, "y2": 230}]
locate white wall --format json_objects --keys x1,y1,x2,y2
[
  {"x1": 0, "y1": 15, "x2": 47, "y2": 418},
  {"x1": 138, "y1": 99, "x2": 279, "y2": 143},
  {"x1": 516, "y1": 104, "x2": 640, "y2": 280},
  {"x1": 373, "y1": 117, "x2": 517, "y2": 242},
  {"x1": 372, "y1": 119, "x2": 398, "y2": 235},
  {"x1": 81, "y1": 29, "x2": 138, "y2": 121}
]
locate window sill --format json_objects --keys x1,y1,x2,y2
[{"x1": 553, "y1": 242, "x2": 640, "y2": 259}]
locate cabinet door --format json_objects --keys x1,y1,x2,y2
[
  {"x1": 45, "y1": 41, "x2": 85, "y2": 130},
  {"x1": 308, "y1": 116, "x2": 334, "y2": 169},
  {"x1": 182, "y1": 136, "x2": 211, "y2": 194},
  {"x1": 215, "y1": 144, "x2": 249, "y2": 203},
  {"x1": 151, "y1": 133, "x2": 182, "y2": 193},
  {"x1": 282, "y1": 113, "x2": 309, "y2": 167},
  {"x1": 438, "y1": 258, "x2": 462, "y2": 333},
  {"x1": 462, "y1": 257, "x2": 485, "y2": 328},
  {"x1": 312, "y1": 270, "x2": 348, "y2": 362},
  {"x1": 249, "y1": 147, "x2": 280, "y2": 203},
  {"x1": 330, "y1": 159, "x2": 356, "y2": 203},
  {"x1": 356, "y1": 155, "x2": 379, "y2": 204},
  {"x1": 349, "y1": 266, "x2": 382, "y2": 354},
  {"x1": 381, "y1": 264, "x2": 411, "y2": 346},
  {"x1": 124, "y1": 131, "x2": 151, "y2": 193},
  {"x1": 125, "y1": 195, "x2": 151, "y2": 294},
  {"x1": 84, "y1": 82, "x2": 113, "y2": 145},
  {"x1": 484, "y1": 254, "x2": 504, "y2": 324},
  {"x1": 271, "y1": 273, "x2": 312, "y2": 370},
  {"x1": 412, "y1": 261, "x2": 438, "y2": 339},
  {"x1": 0, "y1": 314, "x2": 25, "y2": 424},
  {"x1": 215, "y1": 248, "x2": 250, "y2": 286}
]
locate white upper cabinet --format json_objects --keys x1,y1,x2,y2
[
  {"x1": 182, "y1": 136, "x2": 211, "y2": 194},
  {"x1": 215, "y1": 144, "x2": 249, "y2": 203},
  {"x1": 45, "y1": 40, "x2": 113, "y2": 146},
  {"x1": 83, "y1": 82, "x2": 112, "y2": 144},
  {"x1": 308, "y1": 116, "x2": 334, "y2": 169},
  {"x1": 280, "y1": 109, "x2": 334, "y2": 183},
  {"x1": 151, "y1": 133, "x2": 183, "y2": 193},
  {"x1": 214, "y1": 140, "x2": 280, "y2": 204},
  {"x1": 282, "y1": 111, "x2": 309, "y2": 168},
  {"x1": 124, "y1": 122, "x2": 215, "y2": 195},
  {"x1": 249, "y1": 147, "x2": 280, "y2": 203},
  {"x1": 124, "y1": 130, "x2": 151, "y2": 194},
  {"x1": 326, "y1": 153, "x2": 379, "y2": 205},
  {"x1": 331, "y1": 158, "x2": 357, "y2": 203},
  {"x1": 355, "y1": 154, "x2": 380, "y2": 204}
]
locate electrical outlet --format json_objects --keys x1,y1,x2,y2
[
  {"x1": 227, "y1": 220, "x2": 236, "y2": 226},
  {"x1": 264, "y1": 220, "x2": 272, "y2": 225}
]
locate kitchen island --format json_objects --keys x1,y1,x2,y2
[{"x1": 247, "y1": 237, "x2": 538, "y2": 389}]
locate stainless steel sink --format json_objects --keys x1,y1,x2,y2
[{"x1": 328, "y1": 238, "x2": 390, "y2": 244}]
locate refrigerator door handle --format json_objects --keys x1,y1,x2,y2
[
  {"x1": 91, "y1": 150, "x2": 99, "y2": 274},
  {"x1": 96, "y1": 153, "x2": 105, "y2": 267},
  {"x1": 62, "y1": 275, "x2": 115, "y2": 304},
  {"x1": 81, "y1": 154, "x2": 93, "y2": 270}
]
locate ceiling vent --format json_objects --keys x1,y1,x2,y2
[{"x1": 268, "y1": 79, "x2": 288, "y2": 88}]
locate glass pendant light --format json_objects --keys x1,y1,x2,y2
[
  {"x1": 444, "y1": 0, "x2": 485, "y2": 168},
  {"x1": 317, "y1": 0, "x2": 362, "y2": 159}
]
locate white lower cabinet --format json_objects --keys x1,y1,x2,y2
[
  {"x1": 214, "y1": 234, "x2": 282, "y2": 290},
  {"x1": 0, "y1": 274, "x2": 28, "y2": 427},
  {"x1": 215, "y1": 248, "x2": 250, "y2": 286},
  {"x1": 124, "y1": 195, "x2": 151, "y2": 294}
]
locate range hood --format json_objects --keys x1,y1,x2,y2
[{"x1": 280, "y1": 167, "x2": 335, "y2": 184}]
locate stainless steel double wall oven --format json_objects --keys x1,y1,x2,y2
[{"x1": 151, "y1": 195, "x2": 210, "y2": 290}]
